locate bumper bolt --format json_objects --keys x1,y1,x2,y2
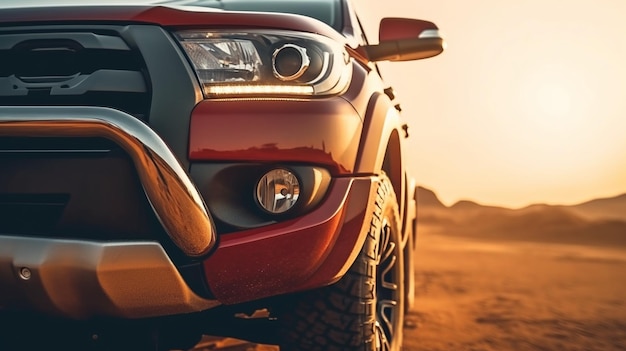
[{"x1": 19, "y1": 267, "x2": 32, "y2": 280}]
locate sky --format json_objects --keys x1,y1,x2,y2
[{"x1": 355, "y1": 0, "x2": 626, "y2": 208}]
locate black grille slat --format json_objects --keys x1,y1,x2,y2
[
  {"x1": 0, "y1": 29, "x2": 151, "y2": 120},
  {"x1": 0, "y1": 136, "x2": 122, "y2": 157},
  {"x1": 0, "y1": 32, "x2": 130, "y2": 51},
  {"x1": 0, "y1": 91, "x2": 150, "y2": 121},
  {"x1": 1, "y1": 48, "x2": 144, "y2": 77},
  {"x1": 0, "y1": 70, "x2": 146, "y2": 95},
  {"x1": 0, "y1": 194, "x2": 69, "y2": 236}
]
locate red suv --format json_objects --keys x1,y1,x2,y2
[{"x1": 0, "y1": 0, "x2": 444, "y2": 350}]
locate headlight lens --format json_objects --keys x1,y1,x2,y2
[{"x1": 175, "y1": 30, "x2": 351, "y2": 97}]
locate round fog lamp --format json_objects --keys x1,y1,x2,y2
[{"x1": 256, "y1": 169, "x2": 300, "y2": 214}]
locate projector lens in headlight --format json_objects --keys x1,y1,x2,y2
[
  {"x1": 273, "y1": 44, "x2": 310, "y2": 81},
  {"x1": 256, "y1": 169, "x2": 300, "y2": 214}
]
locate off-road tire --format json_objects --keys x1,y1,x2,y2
[
  {"x1": 275, "y1": 175, "x2": 405, "y2": 351},
  {"x1": 404, "y1": 226, "x2": 416, "y2": 314}
]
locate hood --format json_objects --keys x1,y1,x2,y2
[{"x1": 0, "y1": 2, "x2": 344, "y2": 42}]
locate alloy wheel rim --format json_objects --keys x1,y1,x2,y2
[{"x1": 374, "y1": 219, "x2": 400, "y2": 351}]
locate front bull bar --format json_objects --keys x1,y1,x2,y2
[{"x1": 0, "y1": 106, "x2": 216, "y2": 257}]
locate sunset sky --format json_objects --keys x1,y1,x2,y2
[{"x1": 356, "y1": 0, "x2": 626, "y2": 208}]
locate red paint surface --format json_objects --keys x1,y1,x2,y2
[
  {"x1": 189, "y1": 99, "x2": 363, "y2": 175},
  {"x1": 203, "y1": 177, "x2": 376, "y2": 304},
  {"x1": 0, "y1": 5, "x2": 344, "y2": 42},
  {"x1": 379, "y1": 18, "x2": 438, "y2": 42}
]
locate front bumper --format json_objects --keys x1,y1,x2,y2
[
  {"x1": 0, "y1": 106, "x2": 218, "y2": 319},
  {"x1": 0, "y1": 237, "x2": 219, "y2": 319},
  {"x1": 0, "y1": 106, "x2": 380, "y2": 318}
]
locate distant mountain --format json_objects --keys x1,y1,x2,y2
[
  {"x1": 416, "y1": 186, "x2": 446, "y2": 208},
  {"x1": 450, "y1": 199, "x2": 511, "y2": 214},
  {"x1": 416, "y1": 186, "x2": 626, "y2": 247},
  {"x1": 450, "y1": 200, "x2": 482, "y2": 210},
  {"x1": 566, "y1": 193, "x2": 626, "y2": 222},
  {"x1": 415, "y1": 187, "x2": 452, "y2": 225}
]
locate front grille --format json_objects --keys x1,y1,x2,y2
[{"x1": 0, "y1": 29, "x2": 151, "y2": 120}]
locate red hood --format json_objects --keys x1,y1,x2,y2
[{"x1": 0, "y1": 5, "x2": 344, "y2": 41}]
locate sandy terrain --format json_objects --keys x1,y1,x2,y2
[{"x1": 403, "y1": 231, "x2": 626, "y2": 351}]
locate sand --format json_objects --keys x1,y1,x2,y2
[{"x1": 403, "y1": 232, "x2": 626, "y2": 351}]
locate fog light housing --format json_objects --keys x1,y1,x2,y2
[{"x1": 256, "y1": 169, "x2": 300, "y2": 214}]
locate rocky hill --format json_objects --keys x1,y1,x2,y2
[{"x1": 417, "y1": 187, "x2": 626, "y2": 247}]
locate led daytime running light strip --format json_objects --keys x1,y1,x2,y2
[{"x1": 206, "y1": 84, "x2": 315, "y2": 96}]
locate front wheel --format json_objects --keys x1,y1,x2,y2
[{"x1": 275, "y1": 176, "x2": 405, "y2": 350}]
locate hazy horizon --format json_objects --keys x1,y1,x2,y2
[
  {"x1": 433, "y1": 191, "x2": 626, "y2": 209},
  {"x1": 419, "y1": 183, "x2": 626, "y2": 209},
  {"x1": 355, "y1": 0, "x2": 626, "y2": 208}
]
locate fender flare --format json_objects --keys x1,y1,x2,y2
[{"x1": 354, "y1": 91, "x2": 408, "y2": 237}]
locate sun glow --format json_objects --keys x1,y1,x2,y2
[
  {"x1": 516, "y1": 65, "x2": 587, "y2": 136},
  {"x1": 534, "y1": 83, "x2": 572, "y2": 119},
  {"x1": 500, "y1": 65, "x2": 595, "y2": 175}
]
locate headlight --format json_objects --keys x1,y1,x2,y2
[{"x1": 175, "y1": 30, "x2": 351, "y2": 97}]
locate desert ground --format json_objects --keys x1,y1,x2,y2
[{"x1": 402, "y1": 231, "x2": 626, "y2": 351}]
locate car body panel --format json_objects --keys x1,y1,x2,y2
[{"x1": 189, "y1": 98, "x2": 363, "y2": 175}]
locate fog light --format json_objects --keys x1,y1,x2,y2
[{"x1": 256, "y1": 169, "x2": 300, "y2": 214}]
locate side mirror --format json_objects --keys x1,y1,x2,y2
[{"x1": 362, "y1": 18, "x2": 445, "y2": 62}]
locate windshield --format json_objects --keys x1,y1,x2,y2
[{"x1": 158, "y1": 0, "x2": 342, "y2": 31}]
